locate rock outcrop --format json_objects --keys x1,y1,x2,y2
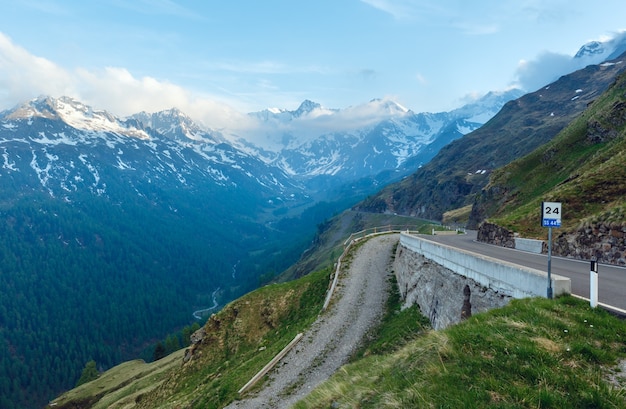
[
  {"x1": 477, "y1": 221, "x2": 626, "y2": 266},
  {"x1": 554, "y1": 222, "x2": 626, "y2": 265}
]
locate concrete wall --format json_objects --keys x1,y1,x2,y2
[
  {"x1": 394, "y1": 244, "x2": 511, "y2": 330},
  {"x1": 395, "y1": 233, "x2": 571, "y2": 329},
  {"x1": 400, "y1": 233, "x2": 570, "y2": 298},
  {"x1": 515, "y1": 237, "x2": 544, "y2": 254}
]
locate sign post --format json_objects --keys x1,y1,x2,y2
[
  {"x1": 590, "y1": 258, "x2": 598, "y2": 308},
  {"x1": 541, "y1": 202, "x2": 562, "y2": 299}
]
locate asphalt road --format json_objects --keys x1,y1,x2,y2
[{"x1": 424, "y1": 231, "x2": 626, "y2": 314}]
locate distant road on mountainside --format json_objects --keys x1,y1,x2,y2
[{"x1": 427, "y1": 232, "x2": 626, "y2": 313}]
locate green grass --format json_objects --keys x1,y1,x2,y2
[
  {"x1": 136, "y1": 266, "x2": 331, "y2": 409},
  {"x1": 50, "y1": 349, "x2": 186, "y2": 409},
  {"x1": 353, "y1": 273, "x2": 431, "y2": 360},
  {"x1": 294, "y1": 296, "x2": 626, "y2": 409},
  {"x1": 52, "y1": 237, "x2": 626, "y2": 409},
  {"x1": 483, "y1": 76, "x2": 626, "y2": 238}
]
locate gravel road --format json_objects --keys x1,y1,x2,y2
[{"x1": 224, "y1": 233, "x2": 399, "y2": 409}]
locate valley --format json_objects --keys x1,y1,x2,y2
[
  {"x1": 0, "y1": 90, "x2": 514, "y2": 408},
  {"x1": 1, "y1": 33, "x2": 626, "y2": 409}
]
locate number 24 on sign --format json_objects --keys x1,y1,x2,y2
[
  {"x1": 541, "y1": 202, "x2": 562, "y2": 227},
  {"x1": 544, "y1": 205, "x2": 560, "y2": 215}
]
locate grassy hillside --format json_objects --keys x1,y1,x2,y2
[
  {"x1": 50, "y1": 266, "x2": 331, "y2": 409},
  {"x1": 46, "y1": 350, "x2": 186, "y2": 409},
  {"x1": 277, "y1": 210, "x2": 440, "y2": 281},
  {"x1": 296, "y1": 296, "x2": 626, "y2": 409},
  {"x1": 51, "y1": 263, "x2": 626, "y2": 408},
  {"x1": 472, "y1": 70, "x2": 626, "y2": 238}
]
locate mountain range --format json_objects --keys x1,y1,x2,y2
[
  {"x1": 47, "y1": 59, "x2": 626, "y2": 409},
  {"x1": 0, "y1": 85, "x2": 518, "y2": 409},
  {"x1": 0, "y1": 88, "x2": 523, "y2": 212},
  {"x1": 255, "y1": 92, "x2": 523, "y2": 187},
  {"x1": 2, "y1": 34, "x2": 626, "y2": 409}
]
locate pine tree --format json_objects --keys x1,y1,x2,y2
[
  {"x1": 75, "y1": 360, "x2": 99, "y2": 387},
  {"x1": 153, "y1": 342, "x2": 166, "y2": 361},
  {"x1": 165, "y1": 334, "x2": 181, "y2": 354}
]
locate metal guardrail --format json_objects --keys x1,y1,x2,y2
[
  {"x1": 238, "y1": 332, "x2": 304, "y2": 395},
  {"x1": 326, "y1": 225, "x2": 462, "y2": 312},
  {"x1": 324, "y1": 226, "x2": 424, "y2": 312},
  {"x1": 239, "y1": 224, "x2": 459, "y2": 395}
]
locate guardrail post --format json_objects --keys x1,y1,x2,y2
[{"x1": 590, "y1": 257, "x2": 598, "y2": 308}]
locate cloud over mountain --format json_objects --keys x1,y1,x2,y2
[
  {"x1": 0, "y1": 32, "x2": 250, "y2": 130},
  {"x1": 515, "y1": 52, "x2": 578, "y2": 92},
  {"x1": 515, "y1": 30, "x2": 626, "y2": 92}
]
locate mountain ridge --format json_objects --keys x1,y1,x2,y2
[
  {"x1": 33, "y1": 34, "x2": 626, "y2": 409},
  {"x1": 471, "y1": 70, "x2": 626, "y2": 265},
  {"x1": 355, "y1": 51, "x2": 626, "y2": 222}
]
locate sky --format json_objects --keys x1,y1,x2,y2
[{"x1": 0, "y1": 0, "x2": 625, "y2": 130}]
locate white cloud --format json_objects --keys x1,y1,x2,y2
[
  {"x1": 514, "y1": 52, "x2": 575, "y2": 92},
  {"x1": 0, "y1": 33, "x2": 409, "y2": 150},
  {"x1": 244, "y1": 97, "x2": 410, "y2": 150},
  {"x1": 0, "y1": 33, "x2": 76, "y2": 104},
  {"x1": 0, "y1": 32, "x2": 251, "y2": 130},
  {"x1": 514, "y1": 30, "x2": 626, "y2": 92}
]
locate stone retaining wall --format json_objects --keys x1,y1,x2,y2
[
  {"x1": 476, "y1": 222, "x2": 515, "y2": 248},
  {"x1": 554, "y1": 222, "x2": 626, "y2": 265},
  {"x1": 477, "y1": 221, "x2": 626, "y2": 266},
  {"x1": 393, "y1": 243, "x2": 511, "y2": 330}
]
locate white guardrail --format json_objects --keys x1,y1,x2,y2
[
  {"x1": 322, "y1": 225, "x2": 424, "y2": 311},
  {"x1": 399, "y1": 232, "x2": 571, "y2": 298}
]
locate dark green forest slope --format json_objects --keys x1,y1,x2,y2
[{"x1": 0, "y1": 187, "x2": 318, "y2": 409}]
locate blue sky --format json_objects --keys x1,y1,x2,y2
[{"x1": 0, "y1": 0, "x2": 625, "y2": 128}]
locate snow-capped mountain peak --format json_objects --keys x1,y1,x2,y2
[
  {"x1": 0, "y1": 88, "x2": 520, "y2": 201},
  {"x1": 574, "y1": 31, "x2": 626, "y2": 63},
  {"x1": 293, "y1": 99, "x2": 322, "y2": 117},
  {"x1": 130, "y1": 107, "x2": 217, "y2": 143},
  {"x1": 6, "y1": 95, "x2": 150, "y2": 140},
  {"x1": 367, "y1": 98, "x2": 410, "y2": 115},
  {"x1": 575, "y1": 41, "x2": 606, "y2": 59},
  {"x1": 450, "y1": 89, "x2": 525, "y2": 123}
]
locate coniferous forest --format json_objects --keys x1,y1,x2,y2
[{"x1": 0, "y1": 186, "x2": 322, "y2": 409}]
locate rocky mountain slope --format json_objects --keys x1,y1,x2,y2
[
  {"x1": 355, "y1": 52, "x2": 626, "y2": 222},
  {"x1": 472, "y1": 70, "x2": 626, "y2": 265}
]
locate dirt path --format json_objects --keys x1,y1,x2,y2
[{"x1": 224, "y1": 234, "x2": 399, "y2": 409}]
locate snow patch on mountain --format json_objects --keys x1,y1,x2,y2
[{"x1": 8, "y1": 96, "x2": 151, "y2": 140}]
